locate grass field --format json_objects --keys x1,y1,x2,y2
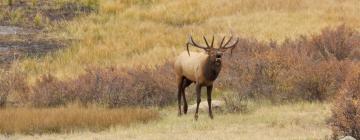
[
  {"x1": 1, "y1": 0, "x2": 360, "y2": 138},
  {"x1": 0, "y1": 105, "x2": 158, "y2": 134},
  {"x1": 11, "y1": 0, "x2": 360, "y2": 81},
  {"x1": 5, "y1": 102, "x2": 331, "y2": 140}
]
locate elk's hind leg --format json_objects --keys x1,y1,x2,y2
[
  {"x1": 182, "y1": 78, "x2": 192, "y2": 114},
  {"x1": 177, "y1": 76, "x2": 185, "y2": 116}
]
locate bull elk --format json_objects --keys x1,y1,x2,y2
[{"x1": 174, "y1": 35, "x2": 239, "y2": 120}]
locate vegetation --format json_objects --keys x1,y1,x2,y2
[
  {"x1": 220, "y1": 25, "x2": 359, "y2": 103},
  {"x1": 0, "y1": 0, "x2": 360, "y2": 138},
  {"x1": 0, "y1": 105, "x2": 158, "y2": 134},
  {"x1": 10, "y1": 102, "x2": 331, "y2": 139},
  {"x1": 1, "y1": 26, "x2": 358, "y2": 109},
  {"x1": 8, "y1": 0, "x2": 359, "y2": 80},
  {"x1": 330, "y1": 64, "x2": 360, "y2": 139},
  {"x1": 0, "y1": 0, "x2": 98, "y2": 28}
]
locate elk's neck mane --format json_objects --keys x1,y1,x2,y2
[{"x1": 203, "y1": 56, "x2": 222, "y2": 81}]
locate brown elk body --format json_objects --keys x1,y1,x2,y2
[{"x1": 174, "y1": 36, "x2": 238, "y2": 120}]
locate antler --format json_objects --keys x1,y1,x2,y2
[
  {"x1": 203, "y1": 35, "x2": 215, "y2": 48},
  {"x1": 220, "y1": 36, "x2": 239, "y2": 55},
  {"x1": 186, "y1": 36, "x2": 209, "y2": 56},
  {"x1": 219, "y1": 36, "x2": 226, "y2": 48},
  {"x1": 221, "y1": 36, "x2": 239, "y2": 49},
  {"x1": 210, "y1": 35, "x2": 214, "y2": 48},
  {"x1": 203, "y1": 36, "x2": 210, "y2": 48}
]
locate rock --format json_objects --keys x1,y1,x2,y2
[
  {"x1": 188, "y1": 100, "x2": 224, "y2": 113},
  {"x1": 339, "y1": 136, "x2": 356, "y2": 140}
]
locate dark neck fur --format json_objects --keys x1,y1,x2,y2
[{"x1": 203, "y1": 57, "x2": 222, "y2": 82}]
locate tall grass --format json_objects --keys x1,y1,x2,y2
[
  {"x1": 0, "y1": 106, "x2": 158, "y2": 134},
  {"x1": 0, "y1": 0, "x2": 97, "y2": 28}
]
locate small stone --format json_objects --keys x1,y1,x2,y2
[
  {"x1": 339, "y1": 136, "x2": 356, "y2": 140},
  {"x1": 188, "y1": 100, "x2": 224, "y2": 113}
]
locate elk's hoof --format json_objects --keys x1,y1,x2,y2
[
  {"x1": 209, "y1": 113, "x2": 214, "y2": 119},
  {"x1": 194, "y1": 114, "x2": 199, "y2": 121},
  {"x1": 184, "y1": 106, "x2": 188, "y2": 114},
  {"x1": 178, "y1": 112, "x2": 182, "y2": 117}
]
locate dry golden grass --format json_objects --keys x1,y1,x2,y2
[
  {"x1": 0, "y1": 105, "x2": 159, "y2": 134},
  {"x1": 0, "y1": 1, "x2": 355, "y2": 138},
  {"x1": 10, "y1": 0, "x2": 360, "y2": 82},
  {"x1": 7, "y1": 102, "x2": 331, "y2": 140}
]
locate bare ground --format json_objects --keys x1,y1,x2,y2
[
  {"x1": 2, "y1": 102, "x2": 331, "y2": 140},
  {"x1": 0, "y1": 0, "x2": 96, "y2": 68},
  {"x1": 0, "y1": 32, "x2": 69, "y2": 68}
]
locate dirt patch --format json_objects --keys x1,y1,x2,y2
[
  {"x1": 0, "y1": 0, "x2": 98, "y2": 68},
  {"x1": 0, "y1": 34, "x2": 70, "y2": 68}
]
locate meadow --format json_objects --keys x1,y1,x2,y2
[
  {"x1": 9, "y1": 0, "x2": 360, "y2": 80},
  {"x1": 0, "y1": 0, "x2": 360, "y2": 139},
  {"x1": 7, "y1": 102, "x2": 331, "y2": 140}
]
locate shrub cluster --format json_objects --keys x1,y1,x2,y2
[
  {"x1": 1, "y1": 62, "x2": 175, "y2": 107},
  {"x1": 329, "y1": 64, "x2": 360, "y2": 139},
  {"x1": 0, "y1": 70, "x2": 28, "y2": 107},
  {"x1": 219, "y1": 25, "x2": 359, "y2": 104}
]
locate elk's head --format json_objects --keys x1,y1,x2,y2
[{"x1": 186, "y1": 35, "x2": 239, "y2": 66}]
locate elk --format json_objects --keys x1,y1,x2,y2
[{"x1": 174, "y1": 35, "x2": 238, "y2": 120}]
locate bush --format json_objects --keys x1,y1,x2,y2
[
  {"x1": 219, "y1": 25, "x2": 359, "y2": 103},
  {"x1": 30, "y1": 74, "x2": 75, "y2": 107},
  {"x1": 26, "y1": 61, "x2": 176, "y2": 107},
  {"x1": 330, "y1": 66, "x2": 360, "y2": 139},
  {"x1": 294, "y1": 60, "x2": 349, "y2": 101},
  {"x1": 0, "y1": 71, "x2": 29, "y2": 107},
  {"x1": 311, "y1": 25, "x2": 360, "y2": 61},
  {"x1": 72, "y1": 62, "x2": 175, "y2": 107},
  {"x1": 222, "y1": 91, "x2": 250, "y2": 113}
]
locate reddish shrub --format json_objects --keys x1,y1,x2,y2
[
  {"x1": 220, "y1": 25, "x2": 358, "y2": 103},
  {"x1": 330, "y1": 65, "x2": 360, "y2": 139},
  {"x1": 72, "y1": 62, "x2": 175, "y2": 107},
  {"x1": 294, "y1": 60, "x2": 349, "y2": 101},
  {"x1": 0, "y1": 71, "x2": 29, "y2": 107},
  {"x1": 30, "y1": 74, "x2": 75, "y2": 107},
  {"x1": 311, "y1": 25, "x2": 360, "y2": 61},
  {"x1": 27, "y1": 61, "x2": 176, "y2": 107}
]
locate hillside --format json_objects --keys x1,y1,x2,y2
[{"x1": 9, "y1": 0, "x2": 360, "y2": 80}]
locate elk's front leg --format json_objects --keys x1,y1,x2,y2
[
  {"x1": 194, "y1": 84, "x2": 202, "y2": 120},
  {"x1": 207, "y1": 85, "x2": 213, "y2": 119}
]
